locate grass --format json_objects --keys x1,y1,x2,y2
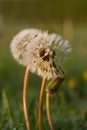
[{"x1": 0, "y1": 20, "x2": 87, "y2": 130}]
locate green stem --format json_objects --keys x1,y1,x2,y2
[
  {"x1": 23, "y1": 66, "x2": 31, "y2": 130},
  {"x1": 46, "y1": 91, "x2": 55, "y2": 130},
  {"x1": 38, "y1": 77, "x2": 47, "y2": 130}
]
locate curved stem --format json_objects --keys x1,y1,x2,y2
[
  {"x1": 23, "y1": 66, "x2": 31, "y2": 130},
  {"x1": 38, "y1": 77, "x2": 47, "y2": 130},
  {"x1": 46, "y1": 92, "x2": 55, "y2": 130}
]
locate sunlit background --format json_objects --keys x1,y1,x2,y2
[{"x1": 0, "y1": 1, "x2": 87, "y2": 129}]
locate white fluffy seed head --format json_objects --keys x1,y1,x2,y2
[
  {"x1": 10, "y1": 29, "x2": 72, "y2": 79},
  {"x1": 10, "y1": 29, "x2": 41, "y2": 66}
]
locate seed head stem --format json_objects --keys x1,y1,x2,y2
[
  {"x1": 46, "y1": 91, "x2": 55, "y2": 130},
  {"x1": 38, "y1": 77, "x2": 47, "y2": 130},
  {"x1": 23, "y1": 66, "x2": 31, "y2": 130}
]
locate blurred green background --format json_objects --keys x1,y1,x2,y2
[{"x1": 0, "y1": 1, "x2": 87, "y2": 130}]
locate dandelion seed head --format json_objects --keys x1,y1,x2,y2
[
  {"x1": 25, "y1": 32, "x2": 72, "y2": 79},
  {"x1": 10, "y1": 29, "x2": 41, "y2": 66},
  {"x1": 10, "y1": 29, "x2": 72, "y2": 79}
]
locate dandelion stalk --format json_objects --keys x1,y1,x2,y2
[
  {"x1": 46, "y1": 91, "x2": 55, "y2": 130},
  {"x1": 23, "y1": 66, "x2": 31, "y2": 130},
  {"x1": 46, "y1": 76, "x2": 64, "y2": 130},
  {"x1": 38, "y1": 77, "x2": 47, "y2": 130}
]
